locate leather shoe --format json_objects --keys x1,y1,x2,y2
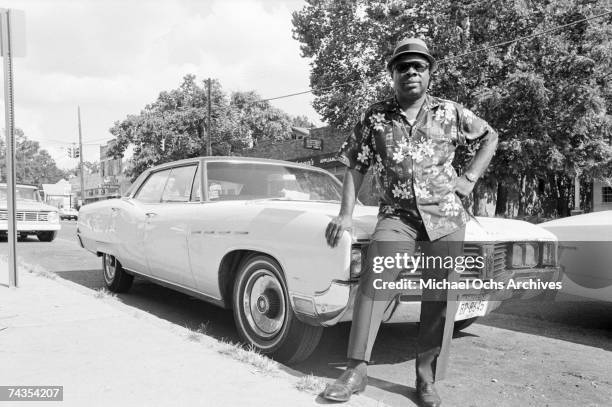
[
  {"x1": 322, "y1": 368, "x2": 367, "y2": 402},
  {"x1": 416, "y1": 381, "x2": 442, "y2": 407}
]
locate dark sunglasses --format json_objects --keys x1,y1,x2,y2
[{"x1": 393, "y1": 61, "x2": 430, "y2": 73}]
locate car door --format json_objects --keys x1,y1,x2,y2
[
  {"x1": 120, "y1": 169, "x2": 172, "y2": 274},
  {"x1": 143, "y1": 164, "x2": 201, "y2": 288}
]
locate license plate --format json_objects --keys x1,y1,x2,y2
[{"x1": 455, "y1": 294, "x2": 489, "y2": 320}]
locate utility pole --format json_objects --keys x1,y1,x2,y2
[
  {"x1": 207, "y1": 77, "x2": 212, "y2": 156},
  {"x1": 77, "y1": 106, "x2": 85, "y2": 207},
  {"x1": 2, "y1": 9, "x2": 18, "y2": 286}
]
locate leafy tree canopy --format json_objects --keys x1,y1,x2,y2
[
  {"x1": 293, "y1": 0, "x2": 612, "y2": 216},
  {"x1": 0, "y1": 129, "x2": 67, "y2": 186},
  {"x1": 108, "y1": 75, "x2": 309, "y2": 180}
]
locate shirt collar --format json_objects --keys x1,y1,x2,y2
[{"x1": 389, "y1": 94, "x2": 441, "y2": 119}]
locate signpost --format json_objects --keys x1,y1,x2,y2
[{"x1": 1, "y1": 8, "x2": 25, "y2": 287}]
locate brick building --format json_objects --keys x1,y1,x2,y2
[{"x1": 69, "y1": 140, "x2": 132, "y2": 207}]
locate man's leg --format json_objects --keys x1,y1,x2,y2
[
  {"x1": 347, "y1": 216, "x2": 422, "y2": 362},
  {"x1": 416, "y1": 228, "x2": 465, "y2": 392},
  {"x1": 323, "y1": 216, "x2": 421, "y2": 401}
]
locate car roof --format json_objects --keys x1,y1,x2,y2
[
  {"x1": 0, "y1": 183, "x2": 38, "y2": 189},
  {"x1": 127, "y1": 156, "x2": 341, "y2": 199},
  {"x1": 147, "y1": 156, "x2": 334, "y2": 173}
]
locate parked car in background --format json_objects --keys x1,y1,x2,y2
[
  {"x1": 60, "y1": 207, "x2": 79, "y2": 220},
  {"x1": 77, "y1": 157, "x2": 560, "y2": 363},
  {"x1": 540, "y1": 211, "x2": 612, "y2": 302},
  {"x1": 0, "y1": 183, "x2": 61, "y2": 242}
]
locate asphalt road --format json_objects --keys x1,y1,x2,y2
[{"x1": 2, "y1": 221, "x2": 611, "y2": 406}]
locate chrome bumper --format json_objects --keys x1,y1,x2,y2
[
  {"x1": 292, "y1": 266, "x2": 560, "y2": 326},
  {"x1": 291, "y1": 280, "x2": 352, "y2": 326}
]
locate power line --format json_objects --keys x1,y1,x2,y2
[
  {"x1": 439, "y1": 9, "x2": 612, "y2": 64},
  {"x1": 40, "y1": 138, "x2": 109, "y2": 146},
  {"x1": 260, "y1": 9, "x2": 612, "y2": 103}
]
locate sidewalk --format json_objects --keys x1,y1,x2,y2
[{"x1": 0, "y1": 261, "x2": 380, "y2": 407}]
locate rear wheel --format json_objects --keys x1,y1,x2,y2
[
  {"x1": 37, "y1": 231, "x2": 57, "y2": 242},
  {"x1": 233, "y1": 255, "x2": 323, "y2": 364},
  {"x1": 102, "y1": 254, "x2": 133, "y2": 293}
]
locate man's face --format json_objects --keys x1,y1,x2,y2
[{"x1": 391, "y1": 54, "x2": 431, "y2": 99}]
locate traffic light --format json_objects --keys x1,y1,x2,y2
[
  {"x1": 67, "y1": 146, "x2": 73, "y2": 158},
  {"x1": 73, "y1": 146, "x2": 80, "y2": 158}
]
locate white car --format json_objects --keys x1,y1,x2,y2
[
  {"x1": 77, "y1": 157, "x2": 560, "y2": 363},
  {"x1": 60, "y1": 207, "x2": 79, "y2": 220},
  {"x1": 0, "y1": 183, "x2": 61, "y2": 242},
  {"x1": 540, "y1": 211, "x2": 612, "y2": 302}
]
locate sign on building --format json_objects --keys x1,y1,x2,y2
[{"x1": 303, "y1": 137, "x2": 323, "y2": 150}]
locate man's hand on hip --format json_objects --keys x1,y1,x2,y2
[
  {"x1": 325, "y1": 215, "x2": 353, "y2": 247},
  {"x1": 454, "y1": 175, "x2": 475, "y2": 198}
]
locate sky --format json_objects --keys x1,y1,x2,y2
[{"x1": 1, "y1": 0, "x2": 321, "y2": 169}]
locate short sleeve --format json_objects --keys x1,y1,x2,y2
[
  {"x1": 337, "y1": 111, "x2": 374, "y2": 174},
  {"x1": 456, "y1": 105, "x2": 497, "y2": 146}
]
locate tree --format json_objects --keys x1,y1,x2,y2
[
  {"x1": 292, "y1": 0, "x2": 612, "y2": 217},
  {"x1": 67, "y1": 161, "x2": 100, "y2": 176},
  {"x1": 0, "y1": 129, "x2": 67, "y2": 185},
  {"x1": 108, "y1": 76, "x2": 302, "y2": 180},
  {"x1": 291, "y1": 115, "x2": 317, "y2": 128},
  {"x1": 109, "y1": 75, "x2": 232, "y2": 178},
  {"x1": 229, "y1": 90, "x2": 296, "y2": 144}
]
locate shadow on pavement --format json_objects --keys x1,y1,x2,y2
[{"x1": 481, "y1": 298, "x2": 612, "y2": 352}]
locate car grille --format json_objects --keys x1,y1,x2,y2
[
  {"x1": 491, "y1": 242, "x2": 507, "y2": 277},
  {"x1": 396, "y1": 242, "x2": 509, "y2": 280},
  {"x1": 0, "y1": 210, "x2": 49, "y2": 221}
]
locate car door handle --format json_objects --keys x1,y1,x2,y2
[{"x1": 145, "y1": 212, "x2": 158, "y2": 218}]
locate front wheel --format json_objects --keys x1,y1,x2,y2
[
  {"x1": 102, "y1": 254, "x2": 133, "y2": 293},
  {"x1": 37, "y1": 231, "x2": 57, "y2": 242},
  {"x1": 233, "y1": 255, "x2": 323, "y2": 364}
]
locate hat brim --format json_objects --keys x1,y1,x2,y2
[{"x1": 387, "y1": 51, "x2": 437, "y2": 72}]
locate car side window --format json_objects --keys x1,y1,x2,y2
[
  {"x1": 162, "y1": 165, "x2": 198, "y2": 203},
  {"x1": 134, "y1": 169, "x2": 171, "y2": 203}
]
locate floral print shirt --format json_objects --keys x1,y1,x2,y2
[{"x1": 338, "y1": 95, "x2": 497, "y2": 241}]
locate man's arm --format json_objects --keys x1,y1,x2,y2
[
  {"x1": 464, "y1": 126, "x2": 498, "y2": 179},
  {"x1": 455, "y1": 108, "x2": 499, "y2": 197},
  {"x1": 325, "y1": 168, "x2": 365, "y2": 247}
]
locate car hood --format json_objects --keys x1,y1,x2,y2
[
  {"x1": 540, "y1": 211, "x2": 612, "y2": 227},
  {"x1": 539, "y1": 211, "x2": 612, "y2": 241},
  {"x1": 249, "y1": 201, "x2": 556, "y2": 242},
  {"x1": 0, "y1": 200, "x2": 59, "y2": 212},
  {"x1": 470, "y1": 217, "x2": 557, "y2": 242}
]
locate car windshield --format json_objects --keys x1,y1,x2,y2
[
  {"x1": 0, "y1": 186, "x2": 42, "y2": 202},
  {"x1": 206, "y1": 161, "x2": 342, "y2": 202}
]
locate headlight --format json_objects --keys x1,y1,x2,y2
[
  {"x1": 350, "y1": 246, "x2": 363, "y2": 278},
  {"x1": 47, "y1": 211, "x2": 59, "y2": 223},
  {"x1": 511, "y1": 242, "x2": 538, "y2": 268},
  {"x1": 541, "y1": 242, "x2": 557, "y2": 266}
]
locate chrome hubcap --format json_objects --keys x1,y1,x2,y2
[{"x1": 242, "y1": 269, "x2": 286, "y2": 338}]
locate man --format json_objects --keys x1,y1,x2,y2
[{"x1": 323, "y1": 38, "x2": 498, "y2": 407}]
